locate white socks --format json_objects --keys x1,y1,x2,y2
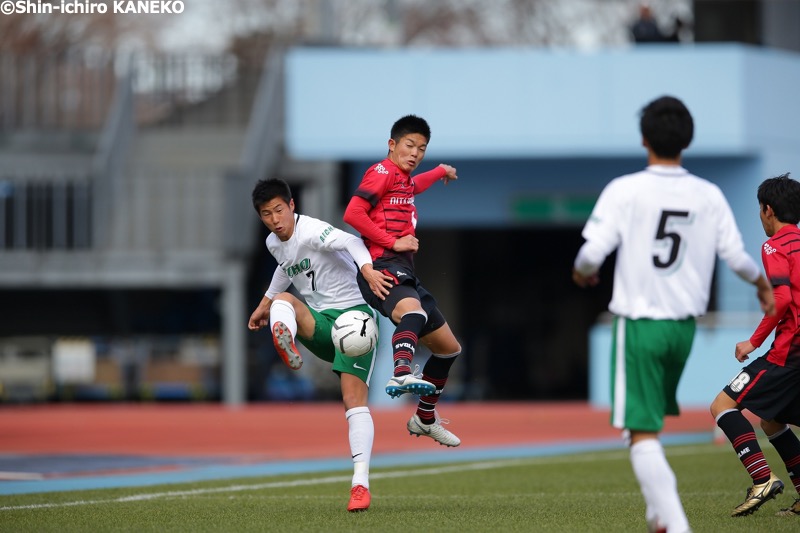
[
  {"x1": 630, "y1": 439, "x2": 690, "y2": 533},
  {"x1": 346, "y1": 406, "x2": 373, "y2": 489},
  {"x1": 269, "y1": 299, "x2": 297, "y2": 337}
]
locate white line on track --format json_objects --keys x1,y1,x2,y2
[
  {"x1": 0, "y1": 459, "x2": 542, "y2": 512},
  {"x1": 0, "y1": 444, "x2": 725, "y2": 513}
]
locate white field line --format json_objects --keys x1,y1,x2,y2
[{"x1": 0, "y1": 444, "x2": 727, "y2": 512}]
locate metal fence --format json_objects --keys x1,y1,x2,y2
[
  {"x1": 0, "y1": 176, "x2": 93, "y2": 250},
  {"x1": 0, "y1": 51, "x2": 254, "y2": 132},
  {"x1": 0, "y1": 49, "x2": 267, "y2": 252},
  {"x1": 0, "y1": 51, "x2": 115, "y2": 131}
]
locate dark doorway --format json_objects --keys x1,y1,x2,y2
[{"x1": 416, "y1": 228, "x2": 614, "y2": 401}]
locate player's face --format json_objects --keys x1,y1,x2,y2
[
  {"x1": 258, "y1": 197, "x2": 295, "y2": 241},
  {"x1": 388, "y1": 133, "x2": 428, "y2": 173}
]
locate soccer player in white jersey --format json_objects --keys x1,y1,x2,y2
[
  {"x1": 247, "y1": 179, "x2": 392, "y2": 512},
  {"x1": 572, "y1": 96, "x2": 774, "y2": 533}
]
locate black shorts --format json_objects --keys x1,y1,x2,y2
[
  {"x1": 722, "y1": 355, "x2": 800, "y2": 425},
  {"x1": 356, "y1": 261, "x2": 446, "y2": 337}
]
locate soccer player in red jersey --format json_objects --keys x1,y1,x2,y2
[
  {"x1": 711, "y1": 173, "x2": 800, "y2": 517},
  {"x1": 343, "y1": 115, "x2": 462, "y2": 447}
]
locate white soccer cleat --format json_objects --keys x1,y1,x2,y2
[
  {"x1": 385, "y1": 365, "x2": 435, "y2": 397},
  {"x1": 407, "y1": 413, "x2": 461, "y2": 447}
]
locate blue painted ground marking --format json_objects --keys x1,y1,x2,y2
[{"x1": 0, "y1": 432, "x2": 712, "y2": 496}]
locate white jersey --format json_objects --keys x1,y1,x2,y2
[
  {"x1": 264, "y1": 214, "x2": 370, "y2": 312},
  {"x1": 575, "y1": 165, "x2": 760, "y2": 320}
]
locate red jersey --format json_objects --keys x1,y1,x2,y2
[
  {"x1": 343, "y1": 158, "x2": 445, "y2": 268},
  {"x1": 749, "y1": 224, "x2": 800, "y2": 368}
]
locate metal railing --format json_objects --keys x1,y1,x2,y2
[
  {"x1": 0, "y1": 50, "x2": 115, "y2": 131},
  {"x1": 224, "y1": 47, "x2": 285, "y2": 257},
  {"x1": 1, "y1": 49, "x2": 272, "y2": 253},
  {"x1": 0, "y1": 175, "x2": 92, "y2": 250},
  {"x1": 91, "y1": 67, "x2": 135, "y2": 249},
  {"x1": 0, "y1": 51, "x2": 255, "y2": 133}
]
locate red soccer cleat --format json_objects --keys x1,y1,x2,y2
[
  {"x1": 272, "y1": 322, "x2": 303, "y2": 370},
  {"x1": 347, "y1": 484, "x2": 371, "y2": 512}
]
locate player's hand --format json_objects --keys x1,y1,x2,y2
[
  {"x1": 248, "y1": 298, "x2": 272, "y2": 330},
  {"x1": 439, "y1": 164, "x2": 458, "y2": 185},
  {"x1": 735, "y1": 340, "x2": 755, "y2": 362},
  {"x1": 361, "y1": 264, "x2": 392, "y2": 300},
  {"x1": 572, "y1": 268, "x2": 599, "y2": 288},
  {"x1": 248, "y1": 313, "x2": 269, "y2": 331},
  {"x1": 392, "y1": 234, "x2": 419, "y2": 253}
]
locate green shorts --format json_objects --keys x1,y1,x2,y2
[
  {"x1": 297, "y1": 303, "x2": 379, "y2": 385},
  {"x1": 609, "y1": 316, "x2": 695, "y2": 432}
]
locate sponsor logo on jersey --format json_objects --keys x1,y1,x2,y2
[
  {"x1": 319, "y1": 225, "x2": 334, "y2": 243},
  {"x1": 374, "y1": 163, "x2": 389, "y2": 175},
  {"x1": 395, "y1": 271, "x2": 407, "y2": 277},
  {"x1": 284, "y1": 257, "x2": 312, "y2": 277},
  {"x1": 389, "y1": 196, "x2": 414, "y2": 205},
  {"x1": 764, "y1": 243, "x2": 777, "y2": 255}
]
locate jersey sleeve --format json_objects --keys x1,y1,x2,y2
[
  {"x1": 763, "y1": 240, "x2": 791, "y2": 288},
  {"x1": 575, "y1": 179, "x2": 624, "y2": 272},
  {"x1": 265, "y1": 266, "x2": 291, "y2": 299},
  {"x1": 307, "y1": 218, "x2": 373, "y2": 269},
  {"x1": 750, "y1": 284, "x2": 790, "y2": 347},
  {"x1": 343, "y1": 195, "x2": 396, "y2": 249},
  {"x1": 413, "y1": 166, "x2": 446, "y2": 194},
  {"x1": 750, "y1": 244, "x2": 790, "y2": 346},
  {"x1": 353, "y1": 164, "x2": 392, "y2": 207}
]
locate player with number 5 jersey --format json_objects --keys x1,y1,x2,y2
[{"x1": 572, "y1": 96, "x2": 774, "y2": 533}]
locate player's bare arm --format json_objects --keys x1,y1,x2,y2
[
  {"x1": 361, "y1": 264, "x2": 392, "y2": 300},
  {"x1": 248, "y1": 295, "x2": 273, "y2": 330},
  {"x1": 392, "y1": 234, "x2": 419, "y2": 253},
  {"x1": 439, "y1": 164, "x2": 458, "y2": 185}
]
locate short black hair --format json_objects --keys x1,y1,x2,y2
[
  {"x1": 757, "y1": 173, "x2": 800, "y2": 224},
  {"x1": 251, "y1": 178, "x2": 292, "y2": 212},
  {"x1": 640, "y1": 96, "x2": 694, "y2": 159},
  {"x1": 390, "y1": 115, "x2": 431, "y2": 143}
]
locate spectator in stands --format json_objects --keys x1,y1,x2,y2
[{"x1": 630, "y1": 4, "x2": 666, "y2": 43}]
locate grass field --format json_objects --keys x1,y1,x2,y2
[{"x1": 1, "y1": 440, "x2": 798, "y2": 532}]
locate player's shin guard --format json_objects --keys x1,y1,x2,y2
[
  {"x1": 416, "y1": 350, "x2": 460, "y2": 424},
  {"x1": 630, "y1": 438, "x2": 689, "y2": 533},
  {"x1": 269, "y1": 299, "x2": 297, "y2": 337},
  {"x1": 391, "y1": 312, "x2": 426, "y2": 376},
  {"x1": 769, "y1": 425, "x2": 800, "y2": 495},
  {"x1": 716, "y1": 409, "x2": 773, "y2": 484},
  {"x1": 346, "y1": 406, "x2": 373, "y2": 489}
]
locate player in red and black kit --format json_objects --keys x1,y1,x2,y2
[
  {"x1": 343, "y1": 115, "x2": 462, "y2": 447},
  {"x1": 711, "y1": 173, "x2": 800, "y2": 517}
]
